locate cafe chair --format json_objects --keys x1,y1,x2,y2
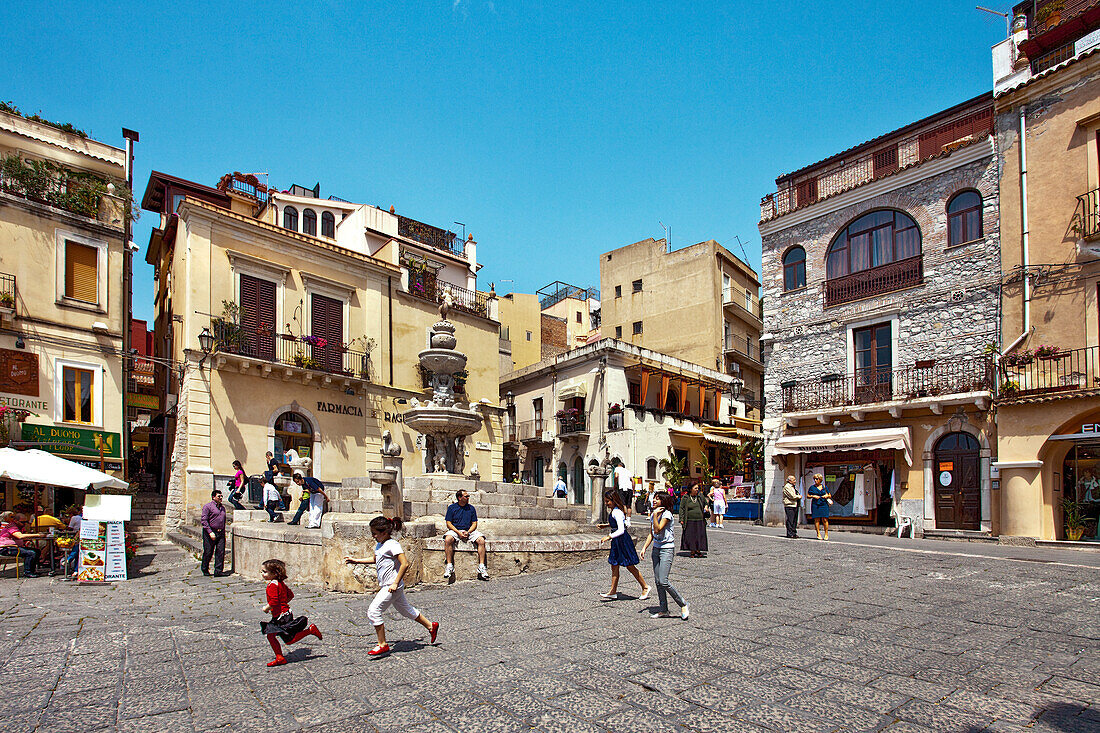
[{"x1": 0, "y1": 553, "x2": 21, "y2": 579}]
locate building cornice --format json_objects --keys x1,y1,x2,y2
[
  {"x1": 0, "y1": 189, "x2": 125, "y2": 238},
  {"x1": 759, "y1": 138, "x2": 994, "y2": 238}
]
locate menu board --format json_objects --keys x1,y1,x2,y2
[
  {"x1": 77, "y1": 519, "x2": 105, "y2": 582},
  {"x1": 104, "y1": 522, "x2": 127, "y2": 582}
]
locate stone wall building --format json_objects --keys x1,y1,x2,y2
[
  {"x1": 990, "y1": 3, "x2": 1100, "y2": 542},
  {"x1": 0, "y1": 108, "x2": 130, "y2": 511},
  {"x1": 142, "y1": 171, "x2": 503, "y2": 527},
  {"x1": 758, "y1": 93, "x2": 1001, "y2": 536}
]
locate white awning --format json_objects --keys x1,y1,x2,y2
[
  {"x1": 0, "y1": 448, "x2": 129, "y2": 490},
  {"x1": 773, "y1": 427, "x2": 912, "y2": 465},
  {"x1": 703, "y1": 432, "x2": 741, "y2": 446},
  {"x1": 557, "y1": 378, "x2": 588, "y2": 400}
]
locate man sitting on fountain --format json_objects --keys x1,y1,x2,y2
[{"x1": 443, "y1": 489, "x2": 489, "y2": 581}]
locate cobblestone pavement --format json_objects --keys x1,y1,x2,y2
[{"x1": 1, "y1": 526, "x2": 1098, "y2": 733}]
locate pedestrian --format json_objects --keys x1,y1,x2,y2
[
  {"x1": 200, "y1": 489, "x2": 228, "y2": 576},
  {"x1": 679, "y1": 483, "x2": 709, "y2": 557},
  {"x1": 613, "y1": 460, "x2": 634, "y2": 517},
  {"x1": 782, "y1": 475, "x2": 801, "y2": 538},
  {"x1": 228, "y1": 460, "x2": 248, "y2": 510},
  {"x1": 262, "y1": 472, "x2": 282, "y2": 523},
  {"x1": 442, "y1": 489, "x2": 489, "y2": 581},
  {"x1": 344, "y1": 516, "x2": 439, "y2": 657},
  {"x1": 640, "y1": 493, "x2": 689, "y2": 619},
  {"x1": 260, "y1": 558, "x2": 322, "y2": 667},
  {"x1": 64, "y1": 507, "x2": 82, "y2": 575},
  {"x1": 553, "y1": 474, "x2": 567, "y2": 499},
  {"x1": 644, "y1": 481, "x2": 657, "y2": 516},
  {"x1": 708, "y1": 478, "x2": 727, "y2": 529},
  {"x1": 287, "y1": 473, "x2": 326, "y2": 527},
  {"x1": 597, "y1": 491, "x2": 650, "y2": 601},
  {"x1": 807, "y1": 473, "x2": 832, "y2": 540}
]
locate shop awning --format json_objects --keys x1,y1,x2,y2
[
  {"x1": 774, "y1": 427, "x2": 912, "y2": 466},
  {"x1": 0, "y1": 448, "x2": 129, "y2": 490},
  {"x1": 557, "y1": 378, "x2": 588, "y2": 400},
  {"x1": 702, "y1": 426, "x2": 761, "y2": 445},
  {"x1": 668, "y1": 426, "x2": 704, "y2": 440}
]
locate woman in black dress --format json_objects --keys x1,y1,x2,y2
[{"x1": 679, "y1": 483, "x2": 709, "y2": 557}]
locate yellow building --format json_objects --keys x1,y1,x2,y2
[
  {"x1": 142, "y1": 172, "x2": 503, "y2": 526},
  {"x1": 600, "y1": 237, "x2": 763, "y2": 417},
  {"x1": 0, "y1": 107, "x2": 129, "y2": 510},
  {"x1": 991, "y1": 8, "x2": 1100, "y2": 541},
  {"x1": 498, "y1": 283, "x2": 600, "y2": 373}
]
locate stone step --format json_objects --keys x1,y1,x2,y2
[{"x1": 167, "y1": 529, "x2": 234, "y2": 568}]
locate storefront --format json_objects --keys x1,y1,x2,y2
[{"x1": 1049, "y1": 429, "x2": 1100, "y2": 542}]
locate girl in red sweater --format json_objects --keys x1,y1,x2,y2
[{"x1": 260, "y1": 559, "x2": 322, "y2": 667}]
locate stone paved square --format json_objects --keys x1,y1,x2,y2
[{"x1": 1, "y1": 526, "x2": 1097, "y2": 732}]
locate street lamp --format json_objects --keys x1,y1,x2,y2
[
  {"x1": 729, "y1": 376, "x2": 744, "y2": 419},
  {"x1": 197, "y1": 327, "x2": 214, "y2": 369},
  {"x1": 505, "y1": 391, "x2": 515, "y2": 408}
]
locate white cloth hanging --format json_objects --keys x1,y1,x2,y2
[{"x1": 853, "y1": 474, "x2": 866, "y2": 515}]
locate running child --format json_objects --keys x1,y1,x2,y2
[
  {"x1": 344, "y1": 516, "x2": 439, "y2": 656},
  {"x1": 259, "y1": 559, "x2": 322, "y2": 667},
  {"x1": 597, "y1": 491, "x2": 650, "y2": 601}
]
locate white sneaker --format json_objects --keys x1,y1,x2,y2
[
  {"x1": 477, "y1": 564, "x2": 489, "y2": 581},
  {"x1": 680, "y1": 604, "x2": 690, "y2": 620},
  {"x1": 650, "y1": 611, "x2": 671, "y2": 618},
  {"x1": 443, "y1": 563, "x2": 453, "y2": 579}
]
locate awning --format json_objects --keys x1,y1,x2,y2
[
  {"x1": 773, "y1": 427, "x2": 912, "y2": 466},
  {"x1": 0, "y1": 448, "x2": 129, "y2": 490},
  {"x1": 703, "y1": 426, "x2": 761, "y2": 445},
  {"x1": 703, "y1": 432, "x2": 741, "y2": 446},
  {"x1": 669, "y1": 426, "x2": 704, "y2": 440},
  {"x1": 557, "y1": 378, "x2": 588, "y2": 400}
]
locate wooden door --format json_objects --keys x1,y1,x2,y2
[
  {"x1": 854, "y1": 323, "x2": 892, "y2": 402},
  {"x1": 934, "y1": 432, "x2": 981, "y2": 530}
]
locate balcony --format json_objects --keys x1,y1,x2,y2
[
  {"x1": 0, "y1": 272, "x2": 14, "y2": 323},
  {"x1": 0, "y1": 156, "x2": 124, "y2": 227},
  {"x1": 407, "y1": 269, "x2": 492, "y2": 319},
  {"x1": 503, "y1": 424, "x2": 518, "y2": 444},
  {"x1": 1078, "y1": 188, "x2": 1100, "y2": 240},
  {"x1": 211, "y1": 323, "x2": 372, "y2": 385},
  {"x1": 782, "y1": 356, "x2": 994, "y2": 413},
  {"x1": 517, "y1": 419, "x2": 545, "y2": 442},
  {"x1": 723, "y1": 292, "x2": 764, "y2": 328},
  {"x1": 724, "y1": 336, "x2": 763, "y2": 369},
  {"x1": 556, "y1": 415, "x2": 588, "y2": 437},
  {"x1": 1000, "y1": 345, "x2": 1100, "y2": 402},
  {"x1": 825, "y1": 255, "x2": 923, "y2": 308},
  {"x1": 398, "y1": 215, "x2": 465, "y2": 258}
]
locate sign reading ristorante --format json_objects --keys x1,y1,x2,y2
[{"x1": 21, "y1": 424, "x2": 122, "y2": 458}]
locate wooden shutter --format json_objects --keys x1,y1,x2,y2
[
  {"x1": 796, "y1": 178, "x2": 818, "y2": 207},
  {"x1": 872, "y1": 147, "x2": 898, "y2": 178},
  {"x1": 65, "y1": 241, "x2": 98, "y2": 303},
  {"x1": 311, "y1": 293, "x2": 343, "y2": 372},
  {"x1": 240, "y1": 274, "x2": 276, "y2": 359}
]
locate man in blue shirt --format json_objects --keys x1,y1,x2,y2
[{"x1": 443, "y1": 489, "x2": 488, "y2": 581}]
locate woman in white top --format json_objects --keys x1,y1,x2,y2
[
  {"x1": 262, "y1": 472, "x2": 282, "y2": 522},
  {"x1": 708, "y1": 478, "x2": 727, "y2": 529},
  {"x1": 639, "y1": 493, "x2": 689, "y2": 619},
  {"x1": 344, "y1": 515, "x2": 438, "y2": 657}
]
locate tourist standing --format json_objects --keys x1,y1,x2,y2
[
  {"x1": 708, "y1": 478, "x2": 727, "y2": 529},
  {"x1": 200, "y1": 489, "x2": 228, "y2": 576},
  {"x1": 553, "y1": 474, "x2": 567, "y2": 499},
  {"x1": 613, "y1": 460, "x2": 634, "y2": 517},
  {"x1": 260, "y1": 559, "x2": 322, "y2": 667},
  {"x1": 808, "y1": 473, "x2": 831, "y2": 540},
  {"x1": 679, "y1": 483, "x2": 709, "y2": 557},
  {"x1": 597, "y1": 491, "x2": 650, "y2": 600},
  {"x1": 640, "y1": 494, "x2": 689, "y2": 619},
  {"x1": 229, "y1": 460, "x2": 248, "y2": 510},
  {"x1": 344, "y1": 516, "x2": 439, "y2": 657},
  {"x1": 782, "y1": 475, "x2": 801, "y2": 539}
]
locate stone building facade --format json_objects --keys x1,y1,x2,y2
[{"x1": 759, "y1": 94, "x2": 1001, "y2": 536}]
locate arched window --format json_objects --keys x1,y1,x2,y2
[
  {"x1": 646, "y1": 458, "x2": 658, "y2": 480},
  {"x1": 302, "y1": 208, "x2": 317, "y2": 236},
  {"x1": 935, "y1": 431, "x2": 980, "y2": 452},
  {"x1": 321, "y1": 211, "x2": 335, "y2": 238},
  {"x1": 274, "y1": 411, "x2": 313, "y2": 467},
  {"x1": 782, "y1": 246, "x2": 806, "y2": 291},
  {"x1": 947, "y1": 191, "x2": 982, "y2": 246},
  {"x1": 827, "y1": 210, "x2": 921, "y2": 279},
  {"x1": 282, "y1": 206, "x2": 298, "y2": 232}
]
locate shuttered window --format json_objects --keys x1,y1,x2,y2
[
  {"x1": 63, "y1": 366, "x2": 94, "y2": 423},
  {"x1": 239, "y1": 274, "x2": 276, "y2": 360},
  {"x1": 311, "y1": 293, "x2": 344, "y2": 372},
  {"x1": 65, "y1": 241, "x2": 98, "y2": 303}
]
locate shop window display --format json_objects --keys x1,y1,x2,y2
[
  {"x1": 804, "y1": 461, "x2": 890, "y2": 521},
  {"x1": 1062, "y1": 445, "x2": 1100, "y2": 541},
  {"x1": 274, "y1": 412, "x2": 314, "y2": 469}
]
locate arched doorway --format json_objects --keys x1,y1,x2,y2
[
  {"x1": 274, "y1": 411, "x2": 314, "y2": 468},
  {"x1": 572, "y1": 457, "x2": 585, "y2": 504},
  {"x1": 934, "y1": 432, "x2": 980, "y2": 530}
]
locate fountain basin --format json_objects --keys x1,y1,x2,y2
[
  {"x1": 417, "y1": 348, "x2": 467, "y2": 375},
  {"x1": 368, "y1": 468, "x2": 398, "y2": 485},
  {"x1": 403, "y1": 405, "x2": 483, "y2": 437}
]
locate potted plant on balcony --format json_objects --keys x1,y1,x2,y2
[
  {"x1": 1035, "y1": 0, "x2": 1064, "y2": 29},
  {"x1": 211, "y1": 300, "x2": 245, "y2": 354},
  {"x1": 1062, "y1": 497, "x2": 1086, "y2": 541},
  {"x1": 607, "y1": 402, "x2": 622, "y2": 414},
  {"x1": 1002, "y1": 348, "x2": 1035, "y2": 368},
  {"x1": 279, "y1": 323, "x2": 297, "y2": 341},
  {"x1": 1000, "y1": 379, "x2": 1021, "y2": 398},
  {"x1": 1035, "y1": 344, "x2": 1062, "y2": 361}
]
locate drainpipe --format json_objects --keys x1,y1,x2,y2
[
  {"x1": 1019, "y1": 106, "x2": 1031, "y2": 337},
  {"x1": 387, "y1": 275, "x2": 393, "y2": 386}
]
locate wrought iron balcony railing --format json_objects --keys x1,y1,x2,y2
[
  {"x1": 825, "y1": 255, "x2": 923, "y2": 308},
  {"x1": 782, "y1": 356, "x2": 994, "y2": 412},
  {"x1": 0, "y1": 272, "x2": 15, "y2": 310},
  {"x1": 556, "y1": 416, "x2": 587, "y2": 435},
  {"x1": 407, "y1": 269, "x2": 491, "y2": 319},
  {"x1": 211, "y1": 322, "x2": 371, "y2": 379},
  {"x1": 517, "y1": 419, "x2": 544, "y2": 441},
  {"x1": 1078, "y1": 188, "x2": 1100, "y2": 240},
  {"x1": 1000, "y1": 345, "x2": 1100, "y2": 401},
  {"x1": 398, "y1": 215, "x2": 465, "y2": 257}
]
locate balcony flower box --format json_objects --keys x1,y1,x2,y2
[{"x1": 1035, "y1": 345, "x2": 1063, "y2": 361}]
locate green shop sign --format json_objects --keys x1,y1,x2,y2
[{"x1": 21, "y1": 424, "x2": 122, "y2": 459}]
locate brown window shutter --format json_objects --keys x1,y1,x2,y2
[
  {"x1": 311, "y1": 293, "x2": 343, "y2": 371},
  {"x1": 65, "y1": 241, "x2": 98, "y2": 303},
  {"x1": 239, "y1": 274, "x2": 276, "y2": 359},
  {"x1": 873, "y1": 147, "x2": 898, "y2": 178},
  {"x1": 796, "y1": 178, "x2": 818, "y2": 207}
]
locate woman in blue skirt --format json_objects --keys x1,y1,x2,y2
[
  {"x1": 807, "y1": 473, "x2": 832, "y2": 540},
  {"x1": 598, "y1": 491, "x2": 650, "y2": 600}
]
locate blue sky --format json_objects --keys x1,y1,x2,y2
[{"x1": 2, "y1": 1, "x2": 1005, "y2": 323}]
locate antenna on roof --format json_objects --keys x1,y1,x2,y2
[
  {"x1": 976, "y1": 5, "x2": 1010, "y2": 39},
  {"x1": 731, "y1": 235, "x2": 750, "y2": 262}
]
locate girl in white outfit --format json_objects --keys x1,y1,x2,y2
[{"x1": 344, "y1": 516, "x2": 438, "y2": 656}]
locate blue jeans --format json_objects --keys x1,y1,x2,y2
[
  {"x1": 1, "y1": 546, "x2": 39, "y2": 575},
  {"x1": 651, "y1": 545, "x2": 686, "y2": 613},
  {"x1": 66, "y1": 546, "x2": 79, "y2": 573},
  {"x1": 265, "y1": 500, "x2": 280, "y2": 522},
  {"x1": 289, "y1": 499, "x2": 309, "y2": 524}
]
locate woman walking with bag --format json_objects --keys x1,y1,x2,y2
[
  {"x1": 679, "y1": 483, "x2": 708, "y2": 557},
  {"x1": 640, "y1": 494, "x2": 689, "y2": 619},
  {"x1": 229, "y1": 460, "x2": 248, "y2": 510}
]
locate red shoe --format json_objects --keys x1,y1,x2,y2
[
  {"x1": 429, "y1": 621, "x2": 439, "y2": 644},
  {"x1": 267, "y1": 655, "x2": 287, "y2": 667},
  {"x1": 368, "y1": 644, "x2": 390, "y2": 656},
  {"x1": 310, "y1": 624, "x2": 322, "y2": 641}
]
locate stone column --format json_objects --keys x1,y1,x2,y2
[{"x1": 587, "y1": 463, "x2": 611, "y2": 524}]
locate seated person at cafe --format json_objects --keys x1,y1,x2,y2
[{"x1": 0, "y1": 511, "x2": 46, "y2": 577}]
